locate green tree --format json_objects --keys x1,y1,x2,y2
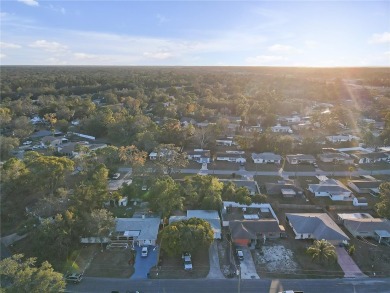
[
  {"x1": 0, "y1": 136, "x2": 19, "y2": 161},
  {"x1": 83, "y1": 209, "x2": 115, "y2": 250},
  {"x1": 26, "y1": 154, "x2": 74, "y2": 195},
  {"x1": 150, "y1": 144, "x2": 188, "y2": 176},
  {"x1": 182, "y1": 175, "x2": 223, "y2": 210},
  {"x1": 0, "y1": 254, "x2": 65, "y2": 293},
  {"x1": 306, "y1": 239, "x2": 337, "y2": 264},
  {"x1": 148, "y1": 177, "x2": 183, "y2": 217},
  {"x1": 376, "y1": 182, "x2": 390, "y2": 219},
  {"x1": 10, "y1": 116, "x2": 34, "y2": 139},
  {"x1": 118, "y1": 145, "x2": 147, "y2": 168},
  {"x1": 159, "y1": 218, "x2": 213, "y2": 256}
]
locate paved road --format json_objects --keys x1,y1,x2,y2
[
  {"x1": 118, "y1": 166, "x2": 390, "y2": 178},
  {"x1": 66, "y1": 277, "x2": 390, "y2": 293}
]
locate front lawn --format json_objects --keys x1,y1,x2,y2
[
  {"x1": 283, "y1": 163, "x2": 315, "y2": 172},
  {"x1": 84, "y1": 248, "x2": 135, "y2": 278},
  {"x1": 246, "y1": 162, "x2": 281, "y2": 172},
  {"x1": 149, "y1": 248, "x2": 210, "y2": 279}
]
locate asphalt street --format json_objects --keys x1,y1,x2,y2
[{"x1": 66, "y1": 277, "x2": 390, "y2": 293}]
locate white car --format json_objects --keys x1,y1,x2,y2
[
  {"x1": 112, "y1": 173, "x2": 120, "y2": 180},
  {"x1": 141, "y1": 246, "x2": 148, "y2": 257},
  {"x1": 183, "y1": 252, "x2": 192, "y2": 270}
]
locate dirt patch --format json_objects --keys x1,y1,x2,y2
[{"x1": 253, "y1": 245, "x2": 298, "y2": 273}]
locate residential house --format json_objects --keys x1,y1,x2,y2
[
  {"x1": 220, "y1": 179, "x2": 260, "y2": 195},
  {"x1": 279, "y1": 115, "x2": 301, "y2": 124},
  {"x1": 308, "y1": 177, "x2": 352, "y2": 201},
  {"x1": 31, "y1": 129, "x2": 63, "y2": 139},
  {"x1": 286, "y1": 154, "x2": 316, "y2": 165},
  {"x1": 271, "y1": 124, "x2": 293, "y2": 133},
  {"x1": 187, "y1": 149, "x2": 211, "y2": 164},
  {"x1": 285, "y1": 213, "x2": 350, "y2": 245},
  {"x1": 113, "y1": 217, "x2": 161, "y2": 246},
  {"x1": 340, "y1": 215, "x2": 390, "y2": 243},
  {"x1": 229, "y1": 219, "x2": 285, "y2": 246},
  {"x1": 251, "y1": 152, "x2": 282, "y2": 164},
  {"x1": 353, "y1": 151, "x2": 390, "y2": 164},
  {"x1": 318, "y1": 152, "x2": 354, "y2": 164},
  {"x1": 41, "y1": 136, "x2": 63, "y2": 147},
  {"x1": 243, "y1": 125, "x2": 262, "y2": 133},
  {"x1": 180, "y1": 117, "x2": 197, "y2": 127},
  {"x1": 265, "y1": 181, "x2": 304, "y2": 197},
  {"x1": 353, "y1": 197, "x2": 368, "y2": 207},
  {"x1": 221, "y1": 201, "x2": 279, "y2": 227},
  {"x1": 216, "y1": 137, "x2": 234, "y2": 146},
  {"x1": 168, "y1": 210, "x2": 222, "y2": 239},
  {"x1": 216, "y1": 152, "x2": 246, "y2": 163},
  {"x1": 326, "y1": 135, "x2": 359, "y2": 143},
  {"x1": 347, "y1": 179, "x2": 382, "y2": 194}
]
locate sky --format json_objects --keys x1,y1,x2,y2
[{"x1": 0, "y1": 0, "x2": 389, "y2": 66}]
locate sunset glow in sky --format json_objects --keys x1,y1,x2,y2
[{"x1": 1, "y1": 0, "x2": 389, "y2": 66}]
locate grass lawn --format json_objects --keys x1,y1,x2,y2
[
  {"x1": 359, "y1": 162, "x2": 390, "y2": 171},
  {"x1": 149, "y1": 248, "x2": 210, "y2": 279},
  {"x1": 64, "y1": 245, "x2": 99, "y2": 274},
  {"x1": 283, "y1": 163, "x2": 315, "y2": 172},
  {"x1": 212, "y1": 161, "x2": 240, "y2": 171},
  {"x1": 107, "y1": 206, "x2": 135, "y2": 218},
  {"x1": 317, "y1": 162, "x2": 354, "y2": 172},
  {"x1": 246, "y1": 162, "x2": 281, "y2": 172},
  {"x1": 84, "y1": 248, "x2": 135, "y2": 278},
  {"x1": 253, "y1": 175, "x2": 283, "y2": 191}
]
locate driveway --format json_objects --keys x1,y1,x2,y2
[
  {"x1": 335, "y1": 246, "x2": 367, "y2": 278},
  {"x1": 237, "y1": 246, "x2": 260, "y2": 279},
  {"x1": 130, "y1": 245, "x2": 159, "y2": 279},
  {"x1": 207, "y1": 241, "x2": 225, "y2": 279}
]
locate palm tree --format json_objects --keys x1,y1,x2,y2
[{"x1": 306, "y1": 239, "x2": 337, "y2": 263}]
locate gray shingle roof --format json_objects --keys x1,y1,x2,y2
[
  {"x1": 115, "y1": 218, "x2": 160, "y2": 241},
  {"x1": 286, "y1": 213, "x2": 349, "y2": 242},
  {"x1": 229, "y1": 219, "x2": 282, "y2": 240},
  {"x1": 343, "y1": 218, "x2": 390, "y2": 233}
]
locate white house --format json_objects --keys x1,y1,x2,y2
[
  {"x1": 216, "y1": 137, "x2": 234, "y2": 146},
  {"x1": 251, "y1": 152, "x2": 282, "y2": 164},
  {"x1": 308, "y1": 177, "x2": 352, "y2": 201},
  {"x1": 286, "y1": 154, "x2": 316, "y2": 165},
  {"x1": 286, "y1": 213, "x2": 349, "y2": 245},
  {"x1": 113, "y1": 217, "x2": 161, "y2": 246},
  {"x1": 187, "y1": 149, "x2": 211, "y2": 163},
  {"x1": 326, "y1": 135, "x2": 359, "y2": 143},
  {"x1": 216, "y1": 152, "x2": 246, "y2": 163},
  {"x1": 271, "y1": 124, "x2": 292, "y2": 133},
  {"x1": 353, "y1": 197, "x2": 368, "y2": 207}
]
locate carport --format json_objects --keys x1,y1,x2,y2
[{"x1": 130, "y1": 245, "x2": 159, "y2": 279}]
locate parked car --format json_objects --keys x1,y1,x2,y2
[
  {"x1": 236, "y1": 249, "x2": 244, "y2": 260},
  {"x1": 112, "y1": 173, "x2": 120, "y2": 179},
  {"x1": 141, "y1": 246, "x2": 148, "y2": 257},
  {"x1": 65, "y1": 273, "x2": 83, "y2": 284},
  {"x1": 182, "y1": 252, "x2": 192, "y2": 270}
]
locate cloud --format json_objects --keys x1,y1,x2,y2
[
  {"x1": 0, "y1": 42, "x2": 22, "y2": 49},
  {"x1": 48, "y1": 4, "x2": 66, "y2": 15},
  {"x1": 0, "y1": 54, "x2": 6, "y2": 59},
  {"x1": 156, "y1": 14, "x2": 168, "y2": 25},
  {"x1": 17, "y1": 0, "x2": 39, "y2": 7},
  {"x1": 29, "y1": 40, "x2": 68, "y2": 52},
  {"x1": 246, "y1": 55, "x2": 287, "y2": 65},
  {"x1": 143, "y1": 51, "x2": 173, "y2": 60},
  {"x1": 304, "y1": 40, "x2": 318, "y2": 49},
  {"x1": 268, "y1": 44, "x2": 294, "y2": 52},
  {"x1": 369, "y1": 32, "x2": 390, "y2": 44}
]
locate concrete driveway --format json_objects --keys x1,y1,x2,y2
[
  {"x1": 335, "y1": 246, "x2": 367, "y2": 278},
  {"x1": 130, "y1": 245, "x2": 159, "y2": 279},
  {"x1": 237, "y1": 246, "x2": 260, "y2": 279},
  {"x1": 207, "y1": 241, "x2": 225, "y2": 279}
]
